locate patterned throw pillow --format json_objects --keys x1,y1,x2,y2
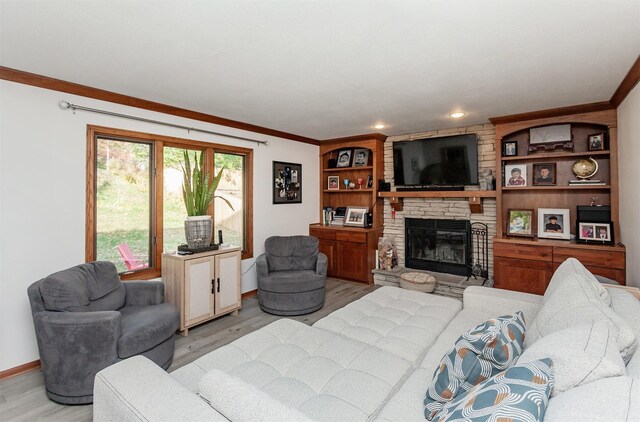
[
  {"x1": 424, "y1": 312, "x2": 526, "y2": 420},
  {"x1": 433, "y1": 359, "x2": 554, "y2": 422}
]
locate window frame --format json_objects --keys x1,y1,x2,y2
[{"x1": 86, "y1": 125, "x2": 254, "y2": 280}]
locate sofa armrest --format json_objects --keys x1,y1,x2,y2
[
  {"x1": 123, "y1": 281, "x2": 164, "y2": 306},
  {"x1": 316, "y1": 252, "x2": 328, "y2": 276},
  {"x1": 256, "y1": 254, "x2": 269, "y2": 279},
  {"x1": 94, "y1": 356, "x2": 224, "y2": 422},
  {"x1": 463, "y1": 286, "x2": 542, "y2": 323},
  {"x1": 199, "y1": 369, "x2": 314, "y2": 422}
]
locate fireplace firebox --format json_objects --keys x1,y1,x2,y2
[{"x1": 405, "y1": 218, "x2": 471, "y2": 276}]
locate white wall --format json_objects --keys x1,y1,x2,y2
[
  {"x1": 617, "y1": 83, "x2": 640, "y2": 288},
  {"x1": 0, "y1": 80, "x2": 319, "y2": 371}
]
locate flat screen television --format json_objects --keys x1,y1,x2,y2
[{"x1": 393, "y1": 134, "x2": 478, "y2": 187}]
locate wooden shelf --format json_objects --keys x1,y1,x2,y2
[
  {"x1": 502, "y1": 185, "x2": 610, "y2": 191},
  {"x1": 323, "y1": 166, "x2": 373, "y2": 172},
  {"x1": 501, "y1": 150, "x2": 610, "y2": 162},
  {"x1": 323, "y1": 189, "x2": 373, "y2": 193},
  {"x1": 493, "y1": 236, "x2": 625, "y2": 252},
  {"x1": 378, "y1": 190, "x2": 497, "y2": 198}
]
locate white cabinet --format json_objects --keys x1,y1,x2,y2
[{"x1": 162, "y1": 247, "x2": 241, "y2": 335}]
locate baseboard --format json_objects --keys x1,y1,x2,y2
[
  {"x1": 241, "y1": 289, "x2": 258, "y2": 299},
  {"x1": 0, "y1": 359, "x2": 41, "y2": 379}
]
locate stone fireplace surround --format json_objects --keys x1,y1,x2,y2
[{"x1": 377, "y1": 124, "x2": 497, "y2": 285}]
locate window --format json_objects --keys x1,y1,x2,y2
[
  {"x1": 214, "y1": 152, "x2": 245, "y2": 249},
  {"x1": 94, "y1": 137, "x2": 154, "y2": 274},
  {"x1": 86, "y1": 126, "x2": 253, "y2": 279}
]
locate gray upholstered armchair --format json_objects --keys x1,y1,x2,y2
[
  {"x1": 27, "y1": 261, "x2": 179, "y2": 404},
  {"x1": 256, "y1": 235, "x2": 328, "y2": 316}
]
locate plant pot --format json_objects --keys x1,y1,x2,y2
[{"x1": 184, "y1": 215, "x2": 213, "y2": 249}]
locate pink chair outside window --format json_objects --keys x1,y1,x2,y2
[{"x1": 117, "y1": 243, "x2": 149, "y2": 271}]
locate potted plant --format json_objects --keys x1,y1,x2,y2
[{"x1": 182, "y1": 150, "x2": 232, "y2": 249}]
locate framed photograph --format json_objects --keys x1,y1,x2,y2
[
  {"x1": 336, "y1": 149, "x2": 352, "y2": 168},
  {"x1": 507, "y1": 209, "x2": 534, "y2": 237},
  {"x1": 528, "y1": 124, "x2": 573, "y2": 152},
  {"x1": 504, "y1": 164, "x2": 527, "y2": 187},
  {"x1": 344, "y1": 206, "x2": 369, "y2": 227},
  {"x1": 503, "y1": 141, "x2": 518, "y2": 157},
  {"x1": 533, "y1": 162, "x2": 556, "y2": 186},
  {"x1": 577, "y1": 221, "x2": 614, "y2": 244},
  {"x1": 352, "y1": 148, "x2": 370, "y2": 167},
  {"x1": 272, "y1": 161, "x2": 302, "y2": 204},
  {"x1": 327, "y1": 175, "x2": 339, "y2": 190},
  {"x1": 366, "y1": 174, "x2": 373, "y2": 189},
  {"x1": 537, "y1": 208, "x2": 571, "y2": 240},
  {"x1": 588, "y1": 133, "x2": 605, "y2": 151}
]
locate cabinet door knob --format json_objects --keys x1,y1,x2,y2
[
  {"x1": 217, "y1": 277, "x2": 220, "y2": 293},
  {"x1": 211, "y1": 279, "x2": 215, "y2": 294}
]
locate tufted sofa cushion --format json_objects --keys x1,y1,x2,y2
[
  {"x1": 313, "y1": 286, "x2": 462, "y2": 363},
  {"x1": 265, "y1": 235, "x2": 319, "y2": 271},
  {"x1": 190, "y1": 318, "x2": 413, "y2": 421}
]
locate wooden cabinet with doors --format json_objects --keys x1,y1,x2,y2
[
  {"x1": 491, "y1": 108, "x2": 625, "y2": 294},
  {"x1": 309, "y1": 134, "x2": 386, "y2": 284},
  {"x1": 310, "y1": 224, "x2": 383, "y2": 283},
  {"x1": 162, "y1": 247, "x2": 241, "y2": 335}
]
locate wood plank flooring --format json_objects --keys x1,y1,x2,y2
[{"x1": 0, "y1": 278, "x2": 376, "y2": 422}]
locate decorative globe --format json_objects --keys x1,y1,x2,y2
[{"x1": 572, "y1": 158, "x2": 598, "y2": 179}]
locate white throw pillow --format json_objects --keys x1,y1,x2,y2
[
  {"x1": 526, "y1": 273, "x2": 636, "y2": 363},
  {"x1": 543, "y1": 376, "x2": 640, "y2": 422},
  {"x1": 519, "y1": 321, "x2": 625, "y2": 396},
  {"x1": 544, "y1": 258, "x2": 610, "y2": 306}
]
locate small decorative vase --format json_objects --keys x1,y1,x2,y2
[
  {"x1": 184, "y1": 215, "x2": 213, "y2": 249},
  {"x1": 343, "y1": 178, "x2": 350, "y2": 190},
  {"x1": 357, "y1": 178, "x2": 364, "y2": 189}
]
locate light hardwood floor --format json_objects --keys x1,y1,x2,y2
[{"x1": 0, "y1": 278, "x2": 377, "y2": 421}]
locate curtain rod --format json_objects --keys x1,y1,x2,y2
[{"x1": 58, "y1": 100, "x2": 269, "y2": 146}]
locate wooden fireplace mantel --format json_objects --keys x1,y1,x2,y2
[{"x1": 378, "y1": 190, "x2": 497, "y2": 213}]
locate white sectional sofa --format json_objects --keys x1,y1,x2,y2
[{"x1": 94, "y1": 259, "x2": 640, "y2": 421}]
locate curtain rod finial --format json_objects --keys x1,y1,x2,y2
[{"x1": 59, "y1": 100, "x2": 70, "y2": 110}]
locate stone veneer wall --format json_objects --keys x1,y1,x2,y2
[{"x1": 382, "y1": 124, "x2": 497, "y2": 277}]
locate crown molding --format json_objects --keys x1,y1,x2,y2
[
  {"x1": 0, "y1": 66, "x2": 320, "y2": 145},
  {"x1": 610, "y1": 55, "x2": 640, "y2": 108}
]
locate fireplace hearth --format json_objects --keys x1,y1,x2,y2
[{"x1": 405, "y1": 218, "x2": 471, "y2": 276}]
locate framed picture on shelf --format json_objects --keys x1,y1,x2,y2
[
  {"x1": 537, "y1": 208, "x2": 570, "y2": 240},
  {"x1": 528, "y1": 124, "x2": 573, "y2": 152},
  {"x1": 504, "y1": 141, "x2": 518, "y2": 157},
  {"x1": 336, "y1": 149, "x2": 352, "y2": 167},
  {"x1": 577, "y1": 221, "x2": 614, "y2": 244},
  {"x1": 327, "y1": 175, "x2": 339, "y2": 190},
  {"x1": 272, "y1": 161, "x2": 302, "y2": 204},
  {"x1": 504, "y1": 164, "x2": 527, "y2": 187},
  {"x1": 352, "y1": 148, "x2": 370, "y2": 166},
  {"x1": 588, "y1": 133, "x2": 605, "y2": 151},
  {"x1": 532, "y1": 162, "x2": 556, "y2": 186},
  {"x1": 507, "y1": 209, "x2": 534, "y2": 237},
  {"x1": 344, "y1": 206, "x2": 369, "y2": 227},
  {"x1": 366, "y1": 174, "x2": 373, "y2": 188}
]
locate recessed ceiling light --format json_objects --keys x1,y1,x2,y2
[
  {"x1": 373, "y1": 123, "x2": 386, "y2": 130},
  {"x1": 449, "y1": 112, "x2": 465, "y2": 118}
]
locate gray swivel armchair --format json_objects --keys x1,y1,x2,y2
[
  {"x1": 256, "y1": 236, "x2": 328, "y2": 316},
  {"x1": 27, "y1": 261, "x2": 179, "y2": 404}
]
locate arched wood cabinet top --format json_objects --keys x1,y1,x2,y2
[{"x1": 494, "y1": 109, "x2": 617, "y2": 139}]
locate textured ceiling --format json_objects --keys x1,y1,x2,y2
[{"x1": 1, "y1": 0, "x2": 639, "y2": 140}]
